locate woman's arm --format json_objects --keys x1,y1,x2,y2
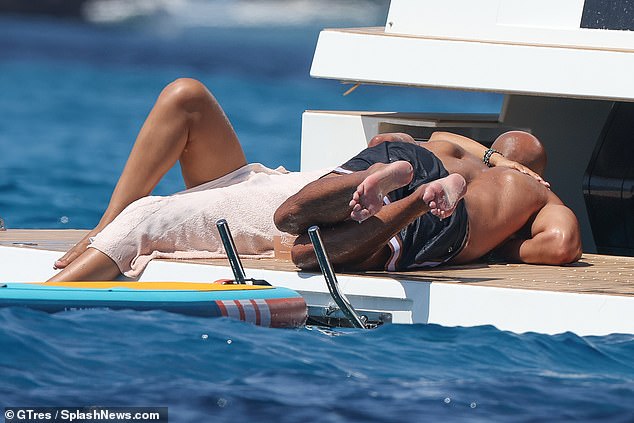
[
  {"x1": 430, "y1": 131, "x2": 549, "y2": 187},
  {"x1": 369, "y1": 131, "x2": 549, "y2": 186},
  {"x1": 368, "y1": 132, "x2": 417, "y2": 147},
  {"x1": 370, "y1": 131, "x2": 492, "y2": 157},
  {"x1": 429, "y1": 131, "x2": 493, "y2": 159}
]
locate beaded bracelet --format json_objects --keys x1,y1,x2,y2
[{"x1": 483, "y1": 148, "x2": 503, "y2": 167}]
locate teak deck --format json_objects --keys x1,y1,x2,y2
[{"x1": 2, "y1": 229, "x2": 633, "y2": 297}]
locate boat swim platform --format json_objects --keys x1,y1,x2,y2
[
  {"x1": 2, "y1": 229, "x2": 634, "y2": 336},
  {"x1": 2, "y1": 229, "x2": 632, "y2": 296}
]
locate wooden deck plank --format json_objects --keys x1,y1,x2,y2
[
  {"x1": 0, "y1": 229, "x2": 90, "y2": 252},
  {"x1": 2, "y1": 229, "x2": 633, "y2": 296}
]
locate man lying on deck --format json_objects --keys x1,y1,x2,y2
[
  {"x1": 274, "y1": 132, "x2": 582, "y2": 271},
  {"x1": 49, "y1": 78, "x2": 581, "y2": 282}
]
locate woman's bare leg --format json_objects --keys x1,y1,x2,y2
[
  {"x1": 49, "y1": 249, "x2": 121, "y2": 282},
  {"x1": 54, "y1": 78, "x2": 247, "y2": 270}
]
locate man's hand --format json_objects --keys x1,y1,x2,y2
[{"x1": 490, "y1": 154, "x2": 550, "y2": 188}]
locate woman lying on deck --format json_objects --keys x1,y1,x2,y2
[{"x1": 49, "y1": 78, "x2": 581, "y2": 282}]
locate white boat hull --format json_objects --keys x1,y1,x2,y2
[{"x1": 3, "y1": 245, "x2": 634, "y2": 336}]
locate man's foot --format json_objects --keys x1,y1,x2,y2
[
  {"x1": 350, "y1": 161, "x2": 414, "y2": 222},
  {"x1": 54, "y1": 229, "x2": 99, "y2": 269},
  {"x1": 422, "y1": 173, "x2": 467, "y2": 219}
]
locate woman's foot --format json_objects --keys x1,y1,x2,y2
[
  {"x1": 349, "y1": 161, "x2": 414, "y2": 222},
  {"x1": 421, "y1": 173, "x2": 467, "y2": 219}
]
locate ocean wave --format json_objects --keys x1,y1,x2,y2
[
  {"x1": 2, "y1": 308, "x2": 634, "y2": 421},
  {"x1": 82, "y1": 0, "x2": 389, "y2": 27}
]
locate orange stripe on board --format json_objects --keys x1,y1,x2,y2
[
  {"x1": 39, "y1": 281, "x2": 271, "y2": 291},
  {"x1": 216, "y1": 300, "x2": 228, "y2": 317},
  {"x1": 234, "y1": 300, "x2": 246, "y2": 321},
  {"x1": 250, "y1": 299, "x2": 261, "y2": 326}
]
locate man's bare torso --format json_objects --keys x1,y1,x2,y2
[{"x1": 422, "y1": 140, "x2": 552, "y2": 263}]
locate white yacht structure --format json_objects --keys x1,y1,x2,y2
[{"x1": 2, "y1": 0, "x2": 634, "y2": 336}]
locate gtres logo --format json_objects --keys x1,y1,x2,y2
[
  {"x1": 4, "y1": 408, "x2": 162, "y2": 421},
  {"x1": 10, "y1": 409, "x2": 51, "y2": 420}
]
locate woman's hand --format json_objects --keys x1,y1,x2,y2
[
  {"x1": 490, "y1": 154, "x2": 550, "y2": 188},
  {"x1": 368, "y1": 133, "x2": 417, "y2": 147}
]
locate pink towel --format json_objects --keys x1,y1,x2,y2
[{"x1": 89, "y1": 163, "x2": 329, "y2": 278}]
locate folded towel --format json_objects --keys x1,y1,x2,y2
[{"x1": 89, "y1": 163, "x2": 329, "y2": 278}]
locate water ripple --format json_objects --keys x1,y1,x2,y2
[{"x1": 1, "y1": 307, "x2": 633, "y2": 421}]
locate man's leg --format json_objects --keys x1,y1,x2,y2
[
  {"x1": 274, "y1": 161, "x2": 414, "y2": 233},
  {"x1": 275, "y1": 162, "x2": 466, "y2": 270},
  {"x1": 55, "y1": 78, "x2": 247, "y2": 269},
  {"x1": 350, "y1": 166, "x2": 465, "y2": 222}
]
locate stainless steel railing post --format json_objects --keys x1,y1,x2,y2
[
  {"x1": 308, "y1": 225, "x2": 366, "y2": 329},
  {"x1": 216, "y1": 219, "x2": 247, "y2": 284}
]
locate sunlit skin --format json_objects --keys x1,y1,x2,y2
[
  {"x1": 275, "y1": 131, "x2": 581, "y2": 270},
  {"x1": 349, "y1": 162, "x2": 466, "y2": 222},
  {"x1": 49, "y1": 78, "x2": 582, "y2": 281},
  {"x1": 50, "y1": 78, "x2": 247, "y2": 281}
]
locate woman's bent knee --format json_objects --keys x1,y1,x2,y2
[{"x1": 160, "y1": 78, "x2": 214, "y2": 112}]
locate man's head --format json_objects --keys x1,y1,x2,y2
[{"x1": 491, "y1": 131, "x2": 547, "y2": 176}]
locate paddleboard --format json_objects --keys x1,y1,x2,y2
[{"x1": 0, "y1": 281, "x2": 307, "y2": 328}]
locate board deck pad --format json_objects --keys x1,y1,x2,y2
[{"x1": 0, "y1": 281, "x2": 307, "y2": 328}]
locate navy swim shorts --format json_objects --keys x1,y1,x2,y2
[{"x1": 335, "y1": 141, "x2": 468, "y2": 270}]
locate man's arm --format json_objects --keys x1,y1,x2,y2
[{"x1": 494, "y1": 193, "x2": 582, "y2": 265}]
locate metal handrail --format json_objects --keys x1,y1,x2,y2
[
  {"x1": 307, "y1": 225, "x2": 367, "y2": 329},
  {"x1": 216, "y1": 219, "x2": 247, "y2": 284}
]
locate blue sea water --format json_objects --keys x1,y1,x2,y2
[
  {"x1": 1, "y1": 4, "x2": 633, "y2": 422},
  {"x1": 1, "y1": 308, "x2": 634, "y2": 422}
]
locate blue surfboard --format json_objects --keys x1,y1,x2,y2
[{"x1": 0, "y1": 281, "x2": 307, "y2": 328}]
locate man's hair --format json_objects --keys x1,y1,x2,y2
[{"x1": 491, "y1": 131, "x2": 547, "y2": 176}]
